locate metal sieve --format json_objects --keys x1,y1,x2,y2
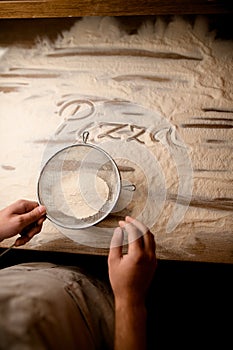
[{"x1": 37, "y1": 132, "x2": 129, "y2": 229}]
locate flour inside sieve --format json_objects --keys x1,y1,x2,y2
[{"x1": 52, "y1": 172, "x2": 110, "y2": 219}]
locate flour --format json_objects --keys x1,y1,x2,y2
[
  {"x1": 53, "y1": 172, "x2": 109, "y2": 219},
  {"x1": 0, "y1": 16, "x2": 232, "y2": 261}
]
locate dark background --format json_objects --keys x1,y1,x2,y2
[{"x1": 0, "y1": 248, "x2": 232, "y2": 349}]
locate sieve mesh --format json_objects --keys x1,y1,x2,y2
[{"x1": 37, "y1": 143, "x2": 121, "y2": 229}]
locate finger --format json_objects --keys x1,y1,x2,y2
[
  {"x1": 10, "y1": 199, "x2": 39, "y2": 214},
  {"x1": 15, "y1": 223, "x2": 42, "y2": 247},
  {"x1": 125, "y1": 216, "x2": 148, "y2": 235},
  {"x1": 108, "y1": 227, "x2": 124, "y2": 260},
  {"x1": 19, "y1": 216, "x2": 45, "y2": 241},
  {"x1": 143, "y1": 231, "x2": 156, "y2": 254},
  {"x1": 23, "y1": 222, "x2": 43, "y2": 238},
  {"x1": 14, "y1": 235, "x2": 30, "y2": 247},
  {"x1": 19, "y1": 205, "x2": 46, "y2": 228},
  {"x1": 119, "y1": 220, "x2": 144, "y2": 254},
  {"x1": 37, "y1": 216, "x2": 46, "y2": 226},
  {"x1": 125, "y1": 216, "x2": 155, "y2": 253}
]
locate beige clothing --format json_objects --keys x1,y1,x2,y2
[{"x1": 0, "y1": 262, "x2": 114, "y2": 350}]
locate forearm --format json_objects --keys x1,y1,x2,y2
[{"x1": 114, "y1": 300, "x2": 147, "y2": 350}]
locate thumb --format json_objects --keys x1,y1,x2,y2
[
  {"x1": 109, "y1": 227, "x2": 124, "y2": 260},
  {"x1": 20, "y1": 205, "x2": 46, "y2": 227}
]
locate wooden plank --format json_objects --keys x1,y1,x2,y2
[
  {"x1": 0, "y1": 0, "x2": 232, "y2": 19},
  {"x1": 0, "y1": 15, "x2": 232, "y2": 263}
]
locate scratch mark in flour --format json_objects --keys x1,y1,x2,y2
[
  {"x1": 0, "y1": 86, "x2": 19, "y2": 93},
  {"x1": 193, "y1": 117, "x2": 233, "y2": 122},
  {"x1": 0, "y1": 82, "x2": 28, "y2": 93},
  {"x1": 104, "y1": 99, "x2": 130, "y2": 106},
  {"x1": 194, "y1": 168, "x2": 228, "y2": 173},
  {"x1": 122, "y1": 112, "x2": 144, "y2": 116},
  {"x1": 47, "y1": 47, "x2": 203, "y2": 61},
  {"x1": 0, "y1": 73, "x2": 60, "y2": 79},
  {"x1": 112, "y1": 74, "x2": 171, "y2": 83},
  {"x1": 1, "y1": 165, "x2": 15, "y2": 171},
  {"x1": 97, "y1": 122, "x2": 147, "y2": 144},
  {"x1": 97, "y1": 123, "x2": 128, "y2": 140},
  {"x1": 55, "y1": 123, "x2": 67, "y2": 136},
  {"x1": 205, "y1": 139, "x2": 227, "y2": 144},
  {"x1": 181, "y1": 123, "x2": 233, "y2": 129},
  {"x1": 127, "y1": 125, "x2": 146, "y2": 144},
  {"x1": 202, "y1": 108, "x2": 233, "y2": 113},
  {"x1": 58, "y1": 99, "x2": 95, "y2": 120},
  {"x1": 167, "y1": 193, "x2": 233, "y2": 212}
]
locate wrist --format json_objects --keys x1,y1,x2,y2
[
  {"x1": 114, "y1": 289, "x2": 147, "y2": 308},
  {"x1": 115, "y1": 297, "x2": 147, "y2": 312}
]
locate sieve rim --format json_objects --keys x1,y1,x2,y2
[{"x1": 37, "y1": 142, "x2": 122, "y2": 229}]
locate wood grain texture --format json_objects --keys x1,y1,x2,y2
[{"x1": 0, "y1": 0, "x2": 232, "y2": 18}]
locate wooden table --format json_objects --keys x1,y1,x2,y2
[
  {"x1": 0, "y1": 0, "x2": 231, "y2": 18},
  {"x1": 0, "y1": 14, "x2": 232, "y2": 264}
]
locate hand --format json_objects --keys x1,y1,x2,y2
[
  {"x1": 108, "y1": 216, "x2": 157, "y2": 306},
  {"x1": 0, "y1": 199, "x2": 46, "y2": 246}
]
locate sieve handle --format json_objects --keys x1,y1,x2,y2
[
  {"x1": 82, "y1": 131, "x2": 89, "y2": 144},
  {"x1": 122, "y1": 184, "x2": 136, "y2": 192},
  {"x1": 0, "y1": 242, "x2": 15, "y2": 258}
]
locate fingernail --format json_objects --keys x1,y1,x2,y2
[
  {"x1": 38, "y1": 205, "x2": 46, "y2": 214},
  {"x1": 118, "y1": 220, "x2": 125, "y2": 227}
]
